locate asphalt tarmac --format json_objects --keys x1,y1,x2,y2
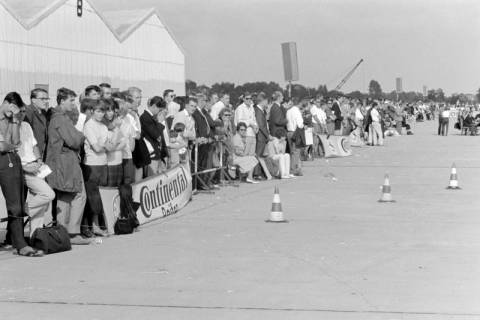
[{"x1": 1, "y1": 119, "x2": 479, "y2": 320}]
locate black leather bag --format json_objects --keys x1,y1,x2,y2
[
  {"x1": 114, "y1": 216, "x2": 136, "y2": 235},
  {"x1": 114, "y1": 184, "x2": 140, "y2": 235},
  {"x1": 30, "y1": 223, "x2": 72, "y2": 254}
]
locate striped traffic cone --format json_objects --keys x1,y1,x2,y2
[
  {"x1": 446, "y1": 163, "x2": 461, "y2": 189},
  {"x1": 266, "y1": 186, "x2": 288, "y2": 223},
  {"x1": 378, "y1": 173, "x2": 395, "y2": 203}
]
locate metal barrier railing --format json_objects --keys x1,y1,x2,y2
[{"x1": 191, "y1": 140, "x2": 238, "y2": 194}]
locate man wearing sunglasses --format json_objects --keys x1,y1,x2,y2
[
  {"x1": 234, "y1": 92, "x2": 258, "y2": 156},
  {"x1": 164, "y1": 89, "x2": 179, "y2": 121},
  {"x1": 25, "y1": 88, "x2": 50, "y2": 161}
]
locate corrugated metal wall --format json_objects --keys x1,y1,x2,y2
[{"x1": 0, "y1": 0, "x2": 185, "y2": 103}]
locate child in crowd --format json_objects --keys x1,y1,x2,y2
[
  {"x1": 168, "y1": 122, "x2": 189, "y2": 170},
  {"x1": 82, "y1": 99, "x2": 113, "y2": 237},
  {"x1": 103, "y1": 99, "x2": 126, "y2": 187}
]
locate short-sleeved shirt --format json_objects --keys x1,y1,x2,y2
[
  {"x1": 83, "y1": 118, "x2": 108, "y2": 166},
  {"x1": 167, "y1": 101, "x2": 181, "y2": 118},
  {"x1": 310, "y1": 105, "x2": 327, "y2": 124},
  {"x1": 120, "y1": 117, "x2": 136, "y2": 159},
  {"x1": 371, "y1": 108, "x2": 381, "y2": 122}
]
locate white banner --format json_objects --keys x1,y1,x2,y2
[
  {"x1": 318, "y1": 135, "x2": 353, "y2": 158},
  {"x1": 133, "y1": 165, "x2": 192, "y2": 223},
  {"x1": 99, "y1": 165, "x2": 192, "y2": 233}
]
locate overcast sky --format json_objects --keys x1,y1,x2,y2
[{"x1": 95, "y1": 0, "x2": 480, "y2": 95}]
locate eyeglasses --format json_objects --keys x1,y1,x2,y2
[
  {"x1": 223, "y1": 114, "x2": 232, "y2": 117},
  {"x1": 245, "y1": 97, "x2": 252, "y2": 100},
  {"x1": 35, "y1": 97, "x2": 50, "y2": 101},
  {"x1": 239, "y1": 128, "x2": 246, "y2": 132}
]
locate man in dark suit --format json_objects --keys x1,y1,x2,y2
[
  {"x1": 139, "y1": 96, "x2": 168, "y2": 177},
  {"x1": 253, "y1": 92, "x2": 272, "y2": 179},
  {"x1": 268, "y1": 91, "x2": 287, "y2": 139},
  {"x1": 25, "y1": 88, "x2": 50, "y2": 161},
  {"x1": 191, "y1": 94, "x2": 214, "y2": 190},
  {"x1": 331, "y1": 98, "x2": 343, "y2": 135}
]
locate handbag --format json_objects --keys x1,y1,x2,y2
[
  {"x1": 30, "y1": 223, "x2": 72, "y2": 254},
  {"x1": 114, "y1": 184, "x2": 140, "y2": 235},
  {"x1": 114, "y1": 216, "x2": 136, "y2": 235}
]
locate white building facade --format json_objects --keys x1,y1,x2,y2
[{"x1": 0, "y1": 0, "x2": 185, "y2": 102}]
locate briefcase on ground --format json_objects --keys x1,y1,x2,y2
[{"x1": 30, "y1": 223, "x2": 72, "y2": 254}]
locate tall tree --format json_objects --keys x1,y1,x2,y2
[
  {"x1": 368, "y1": 80, "x2": 383, "y2": 99},
  {"x1": 347, "y1": 90, "x2": 366, "y2": 100},
  {"x1": 211, "y1": 82, "x2": 235, "y2": 95},
  {"x1": 317, "y1": 85, "x2": 328, "y2": 97},
  {"x1": 427, "y1": 88, "x2": 445, "y2": 102},
  {"x1": 291, "y1": 84, "x2": 309, "y2": 99},
  {"x1": 427, "y1": 89, "x2": 436, "y2": 101},
  {"x1": 185, "y1": 79, "x2": 197, "y2": 96},
  {"x1": 476, "y1": 88, "x2": 480, "y2": 102},
  {"x1": 434, "y1": 89, "x2": 445, "y2": 102}
]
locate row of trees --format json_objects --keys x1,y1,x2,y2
[
  {"x1": 186, "y1": 79, "x2": 478, "y2": 105},
  {"x1": 369, "y1": 80, "x2": 478, "y2": 105}
]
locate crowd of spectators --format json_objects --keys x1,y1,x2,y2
[{"x1": 0, "y1": 84, "x2": 476, "y2": 257}]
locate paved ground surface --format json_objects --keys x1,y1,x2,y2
[{"x1": 1, "y1": 120, "x2": 480, "y2": 320}]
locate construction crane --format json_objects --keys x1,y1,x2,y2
[{"x1": 334, "y1": 59, "x2": 364, "y2": 91}]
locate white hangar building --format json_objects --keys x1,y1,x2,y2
[{"x1": 0, "y1": 0, "x2": 186, "y2": 102}]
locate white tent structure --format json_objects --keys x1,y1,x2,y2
[{"x1": 0, "y1": 0, "x2": 185, "y2": 102}]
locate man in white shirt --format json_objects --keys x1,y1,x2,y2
[
  {"x1": 354, "y1": 104, "x2": 364, "y2": 124},
  {"x1": 18, "y1": 106, "x2": 55, "y2": 237},
  {"x1": 368, "y1": 102, "x2": 383, "y2": 146},
  {"x1": 127, "y1": 87, "x2": 144, "y2": 181},
  {"x1": 310, "y1": 100, "x2": 327, "y2": 157},
  {"x1": 234, "y1": 93, "x2": 258, "y2": 156},
  {"x1": 164, "y1": 89, "x2": 180, "y2": 120},
  {"x1": 439, "y1": 106, "x2": 450, "y2": 136},
  {"x1": 172, "y1": 97, "x2": 197, "y2": 142},
  {"x1": 286, "y1": 98, "x2": 304, "y2": 176},
  {"x1": 210, "y1": 93, "x2": 230, "y2": 121},
  {"x1": 310, "y1": 101, "x2": 327, "y2": 134}
]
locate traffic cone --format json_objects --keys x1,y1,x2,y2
[
  {"x1": 446, "y1": 163, "x2": 461, "y2": 189},
  {"x1": 378, "y1": 173, "x2": 395, "y2": 203},
  {"x1": 266, "y1": 186, "x2": 288, "y2": 223}
]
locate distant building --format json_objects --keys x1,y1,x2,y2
[
  {"x1": 0, "y1": 0, "x2": 185, "y2": 102},
  {"x1": 395, "y1": 77, "x2": 403, "y2": 93}
]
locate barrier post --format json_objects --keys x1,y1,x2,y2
[
  {"x1": 192, "y1": 140, "x2": 215, "y2": 195},
  {"x1": 218, "y1": 141, "x2": 239, "y2": 187}
]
